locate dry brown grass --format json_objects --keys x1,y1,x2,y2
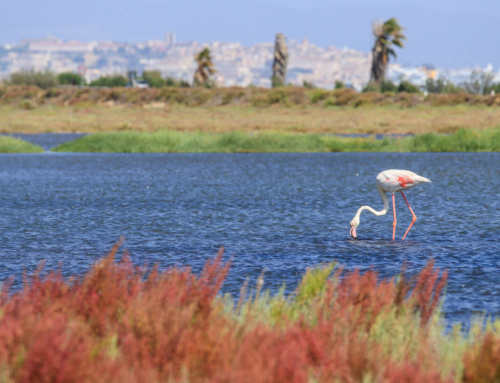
[
  {"x1": 1, "y1": 85, "x2": 500, "y2": 135},
  {"x1": 2, "y1": 104, "x2": 500, "y2": 135}
]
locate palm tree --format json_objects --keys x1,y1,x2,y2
[
  {"x1": 369, "y1": 18, "x2": 406, "y2": 85},
  {"x1": 271, "y1": 33, "x2": 288, "y2": 87},
  {"x1": 193, "y1": 48, "x2": 216, "y2": 87}
]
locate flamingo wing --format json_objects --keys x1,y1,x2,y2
[{"x1": 376, "y1": 170, "x2": 427, "y2": 193}]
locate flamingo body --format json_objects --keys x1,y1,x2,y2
[
  {"x1": 350, "y1": 169, "x2": 431, "y2": 240},
  {"x1": 376, "y1": 169, "x2": 431, "y2": 194}
]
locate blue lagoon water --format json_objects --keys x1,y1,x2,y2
[{"x1": 0, "y1": 152, "x2": 499, "y2": 324}]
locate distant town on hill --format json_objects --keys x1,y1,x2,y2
[{"x1": 1, "y1": 32, "x2": 498, "y2": 90}]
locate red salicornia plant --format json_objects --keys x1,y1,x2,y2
[{"x1": 0, "y1": 242, "x2": 467, "y2": 383}]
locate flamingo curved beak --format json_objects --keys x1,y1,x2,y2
[{"x1": 350, "y1": 225, "x2": 357, "y2": 239}]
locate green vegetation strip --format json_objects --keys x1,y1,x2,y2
[
  {"x1": 53, "y1": 128, "x2": 500, "y2": 153},
  {"x1": 0, "y1": 136, "x2": 43, "y2": 153}
]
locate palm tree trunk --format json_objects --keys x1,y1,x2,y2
[
  {"x1": 370, "y1": 39, "x2": 388, "y2": 85},
  {"x1": 193, "y1": 66, "x2": 208, "y2": 86},
  {"x1": 272, "y1": 33, "x2": 288, "y2": 87}
]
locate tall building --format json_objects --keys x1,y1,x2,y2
[{"x1": 165, "y1": 31, "x2": 176, "y2": 48}]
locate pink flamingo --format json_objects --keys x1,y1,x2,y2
[{"x1": 350, "y1": 170, "x2": 431, "y2": 241}]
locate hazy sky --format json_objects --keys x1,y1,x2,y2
[{"x1": 1, "y1": 0, "x2": 498, "y2": 68}]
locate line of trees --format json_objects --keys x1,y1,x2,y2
[
  {"x1": 4, "y1": 66, "x2": 499, "y2": 95},
  {"x1": 2, "y1": 70, "x2": 191, "y2": 89}
]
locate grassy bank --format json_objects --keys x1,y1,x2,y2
[
  {"x1": 2, "y1": 104, "x2": 500, "y2": 136},
  {"x1": 0, "y1": 135, "x2": 43, "y2": 153},
  {"x1": 53, "y1": 131, "x2": 329, "y2": 153},
  {"x1": 0, "y1": 243, "x2": 496, "y2": 382},
  {"x1": 53, "y1": 128, "x2": 500, "y2": 153}
]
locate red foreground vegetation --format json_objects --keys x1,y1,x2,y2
[{"x1": 0, "y1": 243, "x2": 496, "y2": 382}]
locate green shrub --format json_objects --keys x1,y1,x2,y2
[
  {"x1": 90, "y1": 75, "x2": 128, "y2": 87},
  {"x1": 334, "y1": 80, "x2": 345, "y2": 90},
  {"x1": 463, "y1": 70, "x2": 496, "y2": 95},
  {"x1": 365, "y1": 81, "x2": 398, "y2": 93},
  {"x1": 424, "y1": 78, "x2": 465, "y2": 95},
  {"x1": 8, "y1": 70, "x2": 58, "y2": 89},
  {"x1": 380, "y1": 81, "x2": 398, "y2": 92},
  {"x1": 397, "y1": 80, "x2": 420, "y2": 93},
  {"x1": 141, "y1": 70, "x2": 166, "y2": 88},
  {"x1": 58, "y1": 72, "x2": 85, "y2": 86}
]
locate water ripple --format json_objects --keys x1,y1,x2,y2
[{"x1": 0, "y1": 152, "x2": 498, "y2": 325}]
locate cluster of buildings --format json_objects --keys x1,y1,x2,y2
[
  {"x1": 1, "y1": 33, "x2": 499, "y2": 90},
  {"x1": 387, "y1": 64, "x2": 500, "y2": 87},
  {"x1": 0, "y1": 34, "x2": 372, "y2": 89}
]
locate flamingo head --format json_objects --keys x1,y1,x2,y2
[{"x1": 350, "y1": 217, "x2": 360, "y2": 239}]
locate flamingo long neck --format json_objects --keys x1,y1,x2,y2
[{"x1": 355, "y1": 184, "x2": 389, "y2": 220}]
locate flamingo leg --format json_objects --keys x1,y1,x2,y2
[
  {"x1": 401, "y1": 192, "x2": 417, "y2": 241},
  {"x1": 392, "y1": 194, "x2": 397, "y2": 241}
]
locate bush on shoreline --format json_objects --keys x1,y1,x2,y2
[
  {"x1": 2, "y1": 85, "x2": 500, "y2": 108},
  {"x1": 53, "y1": 128, "x2": 500, "y2": 153}
]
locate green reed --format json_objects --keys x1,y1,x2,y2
[
  {"x1": 0, "y1": 135, "x2": 43, "y2": 153},
  {"x1": 53, "y1": 128, "x2": 500, "y2": 153}
]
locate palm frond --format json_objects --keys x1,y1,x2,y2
[
  {"x1": 380, "y1": 38, "x2": 392, "y2": 47},
  {"x1": 376, "y1": 18, "x2": 406, "y2": 50},
  {"x1": 393, "y1": 39, "x2": 404, "y2": 48}
]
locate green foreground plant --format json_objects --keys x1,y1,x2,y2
[{"x1": 53, "y1": 128, "x2": 500, "y2": 153}]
